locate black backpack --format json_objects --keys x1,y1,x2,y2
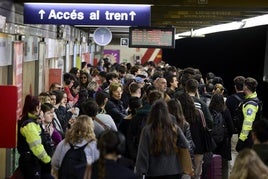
[
  {"x1": 59, "y1": 142, "x2": 88, "y2": 179},
  {"x1": 232, "y1": 94, "x2": 244, "y2": 133},
  {"x1": 211, "y1": 110, "x2": 226, "y2": 144},
  {"x1": 233, "y1": 97, "x2": 263, "y2": 134}
]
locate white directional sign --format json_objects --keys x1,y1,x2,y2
[{"x1": 24, "y1": 3, "x2": 151, "y2": 26}]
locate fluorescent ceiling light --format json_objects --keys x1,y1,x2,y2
[
  {"x1": 242, "y1": 14, "x2": 268, "y2": 28},
  {"x1": 175, "y1": 14, "x2": 268, "y2": 40}
]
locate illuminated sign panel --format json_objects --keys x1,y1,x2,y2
[
  {"x1": 24, "y1": 3, "x2": 151, "y2": 26},
  {"x1": 129, "y1": 27, "x2": 175, "y2": 48}
]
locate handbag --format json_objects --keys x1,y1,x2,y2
[
  {"x1": 198, "y1": 109, "x2": 217, "y2": 152},
  {"x1": 178, "y1": 147, "x2": 194, "y2": 176}
]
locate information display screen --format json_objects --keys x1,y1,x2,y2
[{"x1": 129, "y1": 26, "x2": 175, "y2": 48}]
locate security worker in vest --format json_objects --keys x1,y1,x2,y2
[
  {"x1": 236, "y1": 77, "x2": 261, "y2": 152},
  {"x1": 17, "y1": 94, "x2": 52, "y2": 179}
]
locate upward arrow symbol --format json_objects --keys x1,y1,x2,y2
[
  {"x1": 39, "y1": 10, "x2": 45, "y2": 20},
  {"x1": 129, "y1": 11, "x2": 136, "y2": 21}
]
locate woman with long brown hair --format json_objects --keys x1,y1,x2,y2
[
  {"x1": 135, "y1": 99, "x2": 189, "y2": 178},
  {"x1": 177, "y1": 93, "x2": 207, "y2": 179}
]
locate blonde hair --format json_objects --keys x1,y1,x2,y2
[
  {"x1": 213, "y1": 83, "x2": 224, "y2": 95},
  {"x1": 109, "y1": 82, "x2": 122, "y2": 96},
  {"x1": 87, "y1": 80, "x2": 98, "y2": 91},
  {"x1": 38, "y1": 92, "x2": 51, "y2": 104},
  {"x1": 230, "y1": 149, "x2": 268, "y2": 179},
  {"x1": 65, "y1": 115, "x2": 96, "y2": 144}
]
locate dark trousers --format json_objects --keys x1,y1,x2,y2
[
  {"x1": 19, "y1": 152, "x2": 41, "y2": 179},
  {"x1": 19, "y1": 152, "x2": 54, "y2": 179}
]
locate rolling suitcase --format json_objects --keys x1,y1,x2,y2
[{"x1": 206, "y1": 154, "x2": 222, "y2": 179}]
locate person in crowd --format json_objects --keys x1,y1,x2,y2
[
  {"x1": 129, "y1": 81, "x2": 142, "y2": 99},
  {"x1": 96, "y1": 59, "x2": 104, "y2": 72},
  {"x1": 236, "y1": 77, "x2": 262, "y2": 152},
  {"x1": 53, "y1": 90, "x2": 77, "y2": 135},
  {"x1": 205, "y1": 72, "x2": 216, "y2": 84},
  {"x1": 87, "y1": 80, "x2": 99, "y2": 99},
  {"x1": 211, "y1": 76, "x2": 224, "y2": 86},
  {"x1": 95, "y1": 90, "x2": 109, "y2": 114},
  {"x1": 49, "y1": 82, "x2": 63, "y2": 92},
  {"x1": 81, "y1": 61, "x2": 88, "y2": 72},
  {"x1": 167, "y1": 99, "x2": 195, "y2": 163},
  {"x1": 140, "y1": 83, "x2": 155, "y2": 103},
  {"x1": 117, "y1": 64, "x2": 127, "y2": 85},
  {"x1": 98, "y1": 71, "x2": 107, "y2": 89},
  {"x1": 230, "y1": 148, "x2": 268, "y2": 179},
  {"x1": 147, "y1": 61, "x2": 156, "y2": 74},
  {"x1": 225, "y1": 75, "x2": 246, "y2": 171},
  {"x1": 51, "y1": 115, "x2": 99, "y2": 178},
  {"x1": 102, "y1": 72, "x2": 119, "y2": 93},
  {"x1": 173, "y1": 67, "x2": 195, "y2": 98},
  {"x1": 212, "y1": 83, "x2": 225, "y2": 96},
  {"x1": 135, "y1": 99, "x2": 189, "y2": 178},
  {"x1": 17, "y1": 94, "x2": 52, "y2": 178},
  {"x1": 252, "y1": 118, "x2": 268, "y2": 166},
  {"x1": 184, "y1": 78, "x2": 213, "y2": 129},
  {"x1": 134, "y1": 76, "x2": 145, "y2": 88},
  {"x1": 119, "y1": 96, "x2": 142, "y2": 140},
  {"x1": 129, "y1": 65, "x2": 141, "y2": 76},
  {"x1": 153, "y1": 77, "x2": 170, "y2": 101},
  {"x1": 69, "y1": 80, "x2": 80, "y2": 106},
  {"x1": 90, "y1": 130, "x2": 137, "y2": 179},
  {"x1": 80, "y1": 71, "x2": 92, "y2": 90},
  {"x1": 177, "y1": 92, "x2": 207, "y2": 179},
  {"x1": 38, "y1": 92, "x2": 52, "y2": 104},
  {"x1": 105, "y1": 82, "x2": 127, "y2": 127},
  {"x1": 166, "y1": 74, "x2": 179, "y2": 98},
  {"x1": 49, "y1": 91, "x2": 65, "y2": 138},
  {"x1": 126, "y1": 62, "x2": 132, "y2": 73},
  {"x1": 74, "y1": 88, "x2": 89, "y2": 110},
  {"x1": 90, "y1": 67, "x2": 100, "y2": 82},
  {"x1": 69, "y1": 67, "x2": 80, "y2": 81},
  {"x1": 127, "y1": 89, "x2": 163, "y2": 162},
  {"x1": 104, "y1": 61, "x2": 112, "y2": 72},
  {"x1": 209, "y1": 94, "x2": 235, "y2": 179},
  {"x1": 226, "y1": 75, "x2": 246, "y2": 131},
  {"x1": 165, "y1": 65, "x2": 178, "y2": 76},
  {"x1": 201, "y1": 82, "x2": 214, "y2": 106},
  {"x1": 49, "y1": 92, "x2": 57, "y2": 106},
  {"x1": 63, "y1": 72, "x2": 76, "y2": 105},
  {"x1": 40, "y1": 103, "x2": 62, "y2": 149},
  {"x1": 80, "y1": 99, "x2": 117, "y2": 137},
  {"x1": 121, "y1": 78, "x2": 136, "y2": 109}
]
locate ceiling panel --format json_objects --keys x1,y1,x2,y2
[{"x1": 15, "y1": 0, "x2": 268, "y2": 35}]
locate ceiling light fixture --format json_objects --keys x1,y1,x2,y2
[{"x1": 175, "y1": 14, "x2": 268, "y2": 40}]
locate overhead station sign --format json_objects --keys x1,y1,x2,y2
[{"x1": 24, "y1": 3, "x2": 151, "y2": 26}]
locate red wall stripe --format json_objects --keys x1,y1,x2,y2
[
  {"x1": 141, "y1": 48, "x2": 155, "y2": 64},
  {"x1": 154, "y1": 49, "x2": 162, "y2": 64}
]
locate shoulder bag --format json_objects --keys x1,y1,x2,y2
[{"x1": 198, "y1": 109, "x2": 217, "y2": 152}]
